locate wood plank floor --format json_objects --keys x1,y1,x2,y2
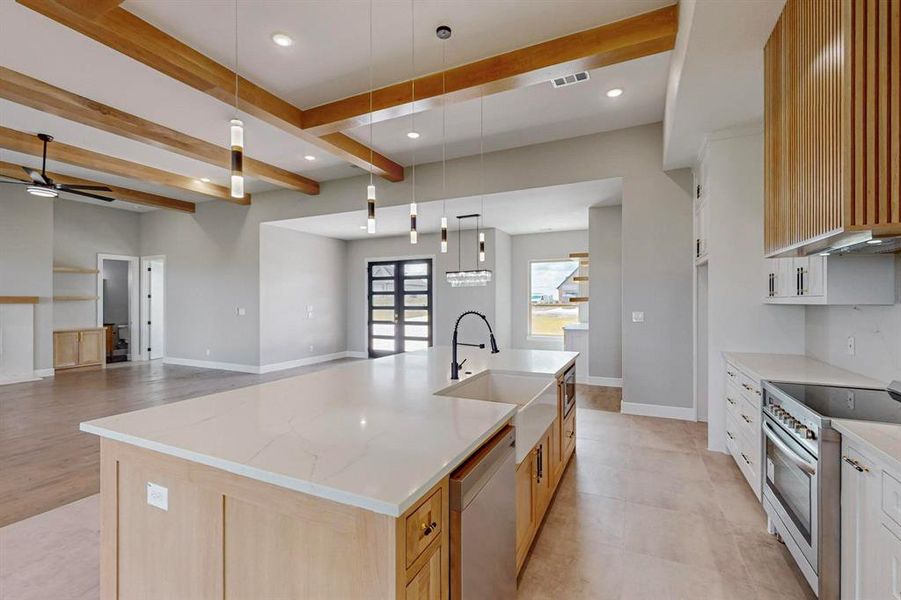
[{"x1": 0, "y1": 359, "x2": 358, "y2": 527}]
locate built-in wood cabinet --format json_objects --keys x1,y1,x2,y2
[
  {"x1": 763, "y1": 254, "x2": 895, "y2": 304},
  {"x1": 841, "y1": 440, "x2": 901, "y2": 600},
  {"x1": 514, "y1": 452, "x2": 536, "y2": 571},
  {"x1": 764, "y1": 0, "x2": 901, "y2": 256},
  {"x1": 53, "y1": 328, "x2": 104, "y2": 370}
]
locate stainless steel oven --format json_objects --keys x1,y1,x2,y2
[{"x1": 561, "y1": 366, "x2": 576, "y2": 417}]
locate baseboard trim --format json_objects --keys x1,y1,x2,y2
[
  {"x1": 345, "y1": 351, "x2": 368, "y2": 359},
  {"x1": 258, "y1": 351, "x2": 356, "y2": 374},
  {"x1": 164, "y1": 351, "x2": 365, "y2": 375},
  {"x1": 162, "y1": 357, "x2": 261, "y2": 374},
  {"x1": 621, "y1": 401, "x2": 696, "y2": 421},
  {"x1": 34, "y1": 368, "x2": 55, "y2": 378},
  {"x1": 581, "y1": 376, "x2": 622, "y2": 387}
]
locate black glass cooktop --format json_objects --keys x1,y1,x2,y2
[{"x1": 769, "y1": 381, "x2": 901, "y2": 425}]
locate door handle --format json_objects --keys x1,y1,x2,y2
[{"x1": 842, "y1": 456, "x2": 869, "y2": 473}]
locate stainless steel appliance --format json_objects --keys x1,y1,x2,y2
[
  {"x1": 762, "y1": 380, "x2": 901, "y2": 599},
  {"x1": 561, "y1": 366, "x2": 576, "y2": 417},
  {"x1": 449, "y1": 425, "x2": 516, "y2": 599}
]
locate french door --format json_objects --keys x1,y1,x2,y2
[{"x1": 367, "y1": 259, "x2": 433, "y2": 358}]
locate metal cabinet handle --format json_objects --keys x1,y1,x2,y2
[
  {"x1": 842, "y1": 456, "x2": 870, "y2": 473},
  {"x1": 741, "y1": 414, "x2": 752, "y2": 424},
  {"x1": 726, "y1": 430, "x2": 735, "y2": 440},
  {"x1": 727, "y1": 370, "x2": 736, "y2": 377},
  {"x1": 421, "y1": 521, "x2": 438, "y2": 536},
  {"x1": 741, "y1": 453, "x2": 752, "y2": 465},
  {"x1": 727, "y1": 397, "x2": 737, "y2": 406}
]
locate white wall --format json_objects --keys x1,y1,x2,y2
[
  {"x1": 0, "y1": 190, "x2": 53, "y2": 371},
  {"x1": 53, "y1": 199, "x2": 140, "y2": 330},
  {"x1": 510, "y1": 230, "x2": 589, "y2": 351},
  {"x1": 588, "y1": 206, "x2": 623, "y2": 379},
  {"x1": 701, "y1": 129, "x2": 805, "y2": 450},
  {"x1": 804, "y1": 256, "x2": 901, "y2": 384},
  {"x1": 259, "y1": 225, "x2": 347, "y2": 367},
  {"x1": 344, "y1": 229, "x2": 501, "y2": 355}
]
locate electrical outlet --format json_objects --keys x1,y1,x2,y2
[
  {"x1": 236, "y1": 307, "x2": 246, "y2": 316},
  {"x1": 632, "y1": 311, "x2": 645, "y2": 323},
  {"x1": 847, "y1": 336, "x2": 856, "y2": 356},
  {"x1": 309, "y1": 344, "x2": 314, "y2": 352},
  {"x1": 146, "y1": 482, "x2": 168, "y2": 511},
  {"x1": 205, "y1": 348, "x2": 211, "y2": 357},
  {"x1": 847, "y1": 390, "x2": 855, "y2": 410}
]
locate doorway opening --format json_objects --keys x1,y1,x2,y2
[
  {"x1": 141, "y1": 256, "x2": 165, "y2": 361},
  {"x1": 96, "y1": 254, "x2": 139, "y2": 364},
  {"x1": 367, "y1": 258, "x2": 433, "y2": 358}
]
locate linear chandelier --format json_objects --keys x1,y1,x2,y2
[{"x1": 446, "y1": 214, "x2": 492, "y2": 287}]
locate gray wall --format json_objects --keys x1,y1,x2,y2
[
  {"x1": 102, "y1": 260, "x2": 129, "y2": 325},
  {"x1": 805, "y1": 255, "x2": 901, "y2": 384},
  {"x1": 259, "y1": 225, "x2": 347, "y2": 366},
  {"x1": 53, "y1": 199, "x2": 140, "y2": 330},
  {"x1": 510, "y1": 230, "x2": 589, "y2": 351},
  {"x1": 493, "y1": 230, "x2": 512, "y2": 350},
  {"x1": 588, "y1": 206, "x2": 623, "y2": 378},
  {"x1": 344, "y1": 229, "x2": 501, "y2": 355},
  {"x1": 0, "y1": 190, "x2": 53, "y2": 371}
]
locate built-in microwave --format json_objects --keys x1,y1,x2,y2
[{"x1": 562, "y1": 367, "x2": 576, "y2": 417}]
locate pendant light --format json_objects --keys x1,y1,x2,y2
[
  {"x1": 478, "y1": 92, "x2": 487, "y2": 263},
  {"x1": 438, "y1": 25, "x2": 451, "y2": 253},
  {"x1": 229, "y1": 0, "x2": 244, "y2": 200},
  {"x1": 408, "y1": 0, "x2": 417, "y2": 244},
  {"x1": 446, "y1": 214, "x2": 492, "y2": 287},
  {"x1": 365, "y1": 0, "x2": 376, "y2": 234}
]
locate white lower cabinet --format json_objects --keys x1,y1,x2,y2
[
  {"x1": 841, "y1": 440, "x2": 901, "y2": 600},
  {"x1": 724, "y1": 361, "x2": 762, "y2": 499}
]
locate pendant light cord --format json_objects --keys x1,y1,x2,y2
[
  {"x1": 234, "y1": 0, "x2": 238, "y2": 114},
  {"x1": 479, "y1": 92, "x2": 485, "y2": 233},
  {"x1": 410, "y1": 0, "x2": 415, "y2": 206},
  {"x1": 368, "y1": 0, "x2": 374, "y2": 186},
  {"x1": 441, "y1": 40, "x2": 447, "y2": 218}
]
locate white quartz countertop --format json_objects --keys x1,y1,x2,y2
[
  {"x1": 832, "y1": 419, "x2": 901, "y2": 475},
  {"x1": 563, "y1": 323, "x2": 589, "y2": 331},
  {"x1": 723, "y1": 352, "x2": 885, "y2": 389},
  {"x1": 81, "y1": 347, "x2": 577, "y2": 517}
]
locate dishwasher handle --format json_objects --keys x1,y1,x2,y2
[{"x1": 449, "y1": 425, "x2": 515, "y2": 511}]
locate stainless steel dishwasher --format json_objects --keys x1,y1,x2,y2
[{"x1": 449, "y1": 424, "x2": 516, "y2": 599}]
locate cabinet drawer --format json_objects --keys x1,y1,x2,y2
[
  {"x1": 736, "y1": 397, "x2": 760, "y2": 440},
  {"x1": 725, "y1": 383, "x2": 742, "y2": 419},
  {"x1": 725, "y1": 413, "x2": 740, "y2": 453},
  {"x1": 883, "y1": 471, "x2": 901, "y2": 530},
  {"x1": 736, "y1": 430, "x2": 760, "y2": 494},
  {"x1": 739, "y1": 374, "x2": 762, "y2": 406},
  {"x1": 562, "y1": 408, "x2": 576, "y2": 460},
  {"x1": 405, "y1": 542, "x2": 442, "y2": 600},
  {"x1": 404, "y1": 488, "x2": 442, "y2": 569}
]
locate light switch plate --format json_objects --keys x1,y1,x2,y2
[
  {"x1": 632, "y1": 311, "x2": 645, "y2": 323},
  {"x1": 237, "y1": 307, "x2": 246, "y2": 316},
  {"x1": 146, "y1": 482, "x2": 168, "y2": 511}
]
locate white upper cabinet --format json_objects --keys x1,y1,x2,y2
[{"x1": 764, "y1": 255, "x2": 895, "y2": 305}]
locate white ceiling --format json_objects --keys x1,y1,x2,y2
[
  {"x1": 269, "y1": 178, "x2": 622, "y2": 240},
  {"x1": 662, "y1": 0, "x2": 785, "y2": 168}
]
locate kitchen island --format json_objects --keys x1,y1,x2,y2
[{"x1": 81, "y1": 346, "x2": 577, "y2": 599}]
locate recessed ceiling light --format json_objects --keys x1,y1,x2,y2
[
  {"x1": 304, "y1": 155, "x2": 316, "y2": 161},
  {"x1": 867, "y1": 239, "x2": 884, "y2": 244},
  {"x1": 271, "y1": 32, "x2": 294, "y2": 47},
  {"x1": 406, "y1": 131, "x2": 420, "y2": 139},
  {"x1": 199, "y1": 177, "x2": 211, "y2": 183},
  {"x1": 606, "y1": 88, "x2": 624, "y2": 98}
]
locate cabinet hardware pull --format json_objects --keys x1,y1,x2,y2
[
  {"x1": 727, "y1": 370, "x2": 736, "y2": 377},
  {"x1": 727, "y1": 398, "x2": 736, "y2": 406},
  {"x1": 421, "y1": 521, "x2": 438, "y2": 536},
  {"x1": 726, "y1": 431, "x2": 735, "y2": 440},
  {"x1": 842, "y1": 456, "x2": 869, "y2": 473},
  {"x1": 741, "y1": 453, "x2": 751, "y2": 465},
  {"x1": 741, "y1": 414, "x2": 752, "y2": 424}
]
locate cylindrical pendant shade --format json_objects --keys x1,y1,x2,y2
[{"x1": 229, "y1": 119, "x2": 244, "y2": 199}]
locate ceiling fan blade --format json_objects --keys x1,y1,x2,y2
[
  {"x1": 64, "y1": 189, "x2": 115, "y2": 202},
  {"x1": 21, "y1": 166, "x2": 47, "y2": 185},
  {"x1": 58, "y1": 184, "x2": 112, "y2": 192}
]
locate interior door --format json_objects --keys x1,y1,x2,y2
[{"x1": 368, "y1": 259, "x2": 432, "y2": 358}]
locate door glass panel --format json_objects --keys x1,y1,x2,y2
[
  {"x1": 372, "y1": 324, "x2": 395, "y2": 337},
  {"x1": 766, "y1": 435, "x2": 813, "y2": 544},
  {"x1": 404, "y1": 310, "x2": 429, "y2": 322},
  {"x1": 371, "y1": 309, "x2": 395, "y2": 322},
  {"x1": 405, "y1": 294, "x2": 428, "y2": 307},
  {"x1": 372, "y1": 294, "x2": 394, "y2": 307},
  {"x1": 372, "y1": 338, "x2": 394, "y2": 351},
  {"x1": 371, "y1": 264, "x2": 395, "y2": 277},
  {"x1": 372, "y1": 280, "x2": 394, "y2": 293},
  {"x1": 405, "y1": 339, "x2": 429, "y2": 352},
  {"x1": 404, "y1": 262, "x2": 428, "y2": 276},
  {"x1": 404, "y1": 278, "x2": 428, "y2": 291},
  {"x1": 404, "y1": 325, "x2": 429, "y2": 338}
]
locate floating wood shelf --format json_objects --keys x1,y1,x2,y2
[
  {"x1": 572, "y1": 276, "x2": 589, "y2": 282},
  {"x1": 53, "y1": 295, "x2": 99, "y2": 302},
  {"x1": 568, "y1": 297, "x2": 589, "y2": 304},
  {"x1": 53, "y1": 266, "x2": 99, "y2": 274},
  {"x1": 569, "y1": 252, "x2": 590, "y2": 259},
  {"x1": 0, "y1": 295, "x2": 38, "y2": 304}
]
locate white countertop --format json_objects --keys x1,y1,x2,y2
[
  {"x1": 563, "y1": 323, "x2": 589, "y2": 331},
  {"x1": 832, "y1": 419, "x2": 901, "y2": 474},
  {"x1": 81, "y1": 347, "x2": 577, "y2": 517},
  {"x1": 723, "y1": 352, "x2": 885, "y2": 389}
]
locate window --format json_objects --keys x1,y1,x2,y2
[{"x1": 529, "y1": 260, "x2": 580, "y2": 337}]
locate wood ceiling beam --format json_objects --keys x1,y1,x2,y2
[
  {"x1": 0, "y1": 67, "x2": 319, "y2": 195},
  {"x1": 0, "y1": 125, "x2": 247, "y2": 204},
  {"x1": 0, "y1": 160, "x2": 196, "y2": 213},
  {"x1": 302, "y1": 4, "x2": 679, "y2": 135},
  {"x1": 53, "y1": 0, "x2": 122, "y2": 19},
  {"x1": 17, "y1": 0, "x2": 405, "y2": 183}
]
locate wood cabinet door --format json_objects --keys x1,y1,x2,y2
[
  {"x1": 549, "y1": 416, "x2": 562, "y2": 485},
  {"x1": 563, "y1": 409, "x2": 576, "y2": 462},
  {"x1": 515, "y1": 453, "x2": 535, "y2": 569},
  {"x1": 535, "y1": 436, "x2": 552, "y2": 515},
  {"x1": 405, "y1": 543, "x2": 441, "y2": 600},
  {"x1": 78, "y1": 329, "x2": 104, "y2": 365},
  {"x1": 53, "y1": 331, "x2": 79, "y2": 368}
]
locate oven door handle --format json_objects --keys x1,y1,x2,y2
[{"x1": 763, "y1": 422, "x2": 817, "y2": 475}]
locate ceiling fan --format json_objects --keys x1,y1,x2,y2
[{"x1": 0, "y1": 133, "x2": 114, "y2": 201}]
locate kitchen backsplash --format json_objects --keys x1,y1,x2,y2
[{"x1": 804, "y1": 255, "x2": 901, "y2": 384}]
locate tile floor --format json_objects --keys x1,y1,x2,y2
[{"x1": 0, "y1": 386, "x2": 815, "y2": 599}]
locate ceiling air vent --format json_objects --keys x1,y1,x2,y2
[{"x1": 551, "y1": 71, "x2": 590, "y2": 88}]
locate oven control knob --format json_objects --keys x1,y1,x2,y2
[
  {"x1": 805, "y1": 429, "x2": 816, "y2": 440},
  {"x1": 795, "y1": 424, "x2": 806, "y2": 435}
]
